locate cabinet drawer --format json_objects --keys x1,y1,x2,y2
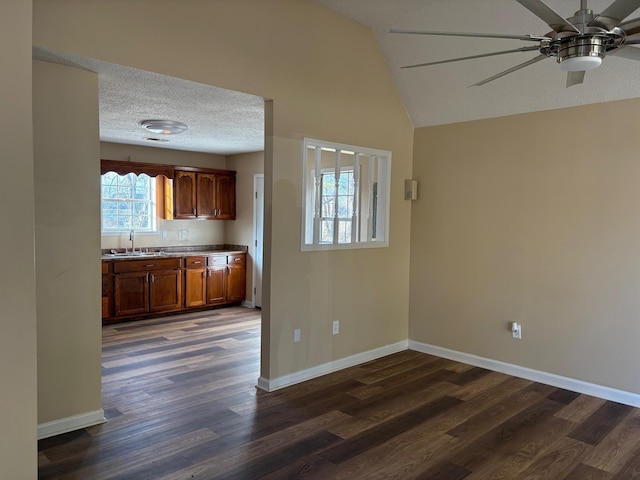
[
  {"x1": 185, "y1": 256, "x2": 207, "y2": 268},
  {"x1": 113, "y1": 257, "x2": 181, "y2": 273},
  {"x1": 228, "y1": 254, "x2": 245, "y2": 264},
  {"x1": 208, "y1": 255, "x2": 227, "y2": 266},
  {"x1": 102, "y1": 261, "x2": 111, "y2": 274}
]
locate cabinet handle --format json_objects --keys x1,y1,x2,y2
[
  {"x1": 150, "y1": 274, "x2": 156, "y2": 283},
  {"x1": 146, "y1": 264, "x2": 154, "y2": 268},
  {"x1": 193, "y1": 208, "x2": 196, "y2": 215},
  {"x1": 193, "y1": 261, "x2": 201, "y2": 264}
]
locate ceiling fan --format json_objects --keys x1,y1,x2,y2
[{"x1": 390, "y1": 0, "x2": 640, "y2": 87}]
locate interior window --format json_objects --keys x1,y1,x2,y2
[{"x1": 302, "y1": 137, "x2": 391, "y2": 251}]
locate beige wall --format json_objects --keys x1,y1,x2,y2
[
  {"x1": 410, "y1": 98, "x2": 640, "y2": 393},
  {"x1": 100, "y1": 142, "x2": 227, "y2": 250},
  {"x1": 0, "y1": 1, "x2": 38, "y2": 478},
  {"x1": 33, "y1": 0, "x2": 414, "y2": 381},
  {"x1": 34, "y1": 60, "x2": 103, "y2": 424},
  {"x1": 226, "y1": 151, "x2": 265, "y2": 305}
]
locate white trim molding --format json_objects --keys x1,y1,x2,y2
[
  {"x1": 409, "y1": 340, "x2": 640, "y2": 408},
  {"x1": 257, "y1": 340, "x2": 408, "y2": 392},
  {"x1": 38, "y1": 409, "x2": 106, "y2": 440}
]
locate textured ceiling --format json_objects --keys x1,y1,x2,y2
[
  {"x1": 312, "y1": 0, "x2": 640, "y2": 127},
  {"x1": 33, "y1": 47, "x2": 265, "y2": 155}
]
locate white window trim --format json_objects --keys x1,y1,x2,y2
[{"x1": 301, "y1": 137, "x2": 391, "y2": 252}]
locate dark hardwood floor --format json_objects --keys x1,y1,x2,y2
[{"x1": 39, "y1": 307, "x2": 640, "y2": 479}]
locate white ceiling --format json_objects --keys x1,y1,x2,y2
[
  {"x1": 313, "y1": 0, "x2": 640, "y2": 127},
  {"x1": 33, "y1": 47, "x2": 265, "y2": 156}
]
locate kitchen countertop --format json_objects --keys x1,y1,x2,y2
[{"x1": 101, "y1": 245, "x2": 247, "y2": 261}]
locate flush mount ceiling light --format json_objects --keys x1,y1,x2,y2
[{"x1": 140, "y1": 119, "x2": 188, "y2": 135}]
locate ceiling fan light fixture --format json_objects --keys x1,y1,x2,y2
[
  {"x1": 557, "y1": 35, "x2": 606, "y2": 71},
  {"x1": 140, "y1": 119, "x2": 188, "y2": 135},
  {"x1": 559, "y1": 55, "x2": 603, "y2": 71}
]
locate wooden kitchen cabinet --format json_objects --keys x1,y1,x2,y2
[
  {"x1": 226, "y1": 254, "x2": 246, "y2": 302},
  {"x1": 103, "y1": 252, "x2": 246, "y2": 324},
  {"x1": 149, "y1": 269, "x2": 182, "y2": 313},
  {"x1": 173, "y1": 171, "x2": 197, "y2": 218},
  {"x1": 112, "y1": 257, "x2": 182, "y2": 318},
  {"x1": 184, "y1": 256, "x2": 207, "y2": 308},
  {"x1": 114, "y1": 271, "x2": 149, "y2": 317},
  {"x1": 215, "y1": 173, "x2": 236, "y2": 220},
  {"x1": 102, "y1": 261, "x2": 113, "y2": 318},
  {"x1": 206, "y1": 264, "x2": 227, "y2": 305},
  {"x1": 206, "y1": 253, "x2": 245, "y2": 305},
  {"x1": 173, "y1": 170, "x2": 236, "y2": 220}
]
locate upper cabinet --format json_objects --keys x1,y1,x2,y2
[
  {"x1": 174, "y1": 170, "x2": 236, "y2": 220},
  {"x1": 100, "y1": 160, "x2": 237, "y2": 221},
  {"x1": 214, "y1": 173, "x2": 236, "y2": 220}
]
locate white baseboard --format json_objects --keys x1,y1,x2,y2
[
  {"x1": 38, "y1": 409, "x2": 106, "y2": 440},
  {"x1": 257, "y1": 340, "x2": 409, "y2": 392},
  {"x1": 409, "y1": 340, "x2": 640, "y2": 408},
  {"x1": 241, "y1": 300, "x2": 255, "y2": 309}
]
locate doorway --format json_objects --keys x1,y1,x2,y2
[{"x1": 253, "y1": 174, "x2": 264, "y2": 308}]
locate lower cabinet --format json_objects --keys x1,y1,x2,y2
[
  {"x1": 206, "y1": 254, "x2": 246, "y2": 306},
  {"x1": 184, "y1": 256, "x2": 207, "y2": 308},
  {"x1": 104, "y1": 252, "x2": 246, "y2": 323},
  {"x1": 111, "y1": 258, "x2": 183, "y2": 319}
]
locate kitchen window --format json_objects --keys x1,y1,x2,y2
[
  {"x1": 101, "y1": 172, "x2": 158, "y2": 234},
  {"x1": 302, "y1": 137, "x2": 391, "y2": 251}
]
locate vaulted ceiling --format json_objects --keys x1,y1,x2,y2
[{"x1": 313, "y1": 0, "x2": 640, "y2": 127}]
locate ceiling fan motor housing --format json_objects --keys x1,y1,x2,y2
[{"x1": 557, "y1": 36, "x2": 607, "y2": 69}]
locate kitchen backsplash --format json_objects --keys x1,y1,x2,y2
[{"x1": 100, "y1": 217, "x2": 225, "y2": 250}]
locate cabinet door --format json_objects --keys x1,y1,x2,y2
[
  {"x1": 173, "y1": 171, "x2": 197, "y2": 219},
  {"x1": 196, "y1": 173, "x2": 216, "y2": 218},
  {"x1": 184, "y1": 268, "x2": 207, "y2": 308},
  {"x1": 206, "y1": 266, "x2": 227, "y2": 305},
  {"x1": 226, "y1": 262, "x2": 246, "y2": 303},
  {"x1": 149, "y1": 269, "x2": 182, "y2": 313},
  {"x1": 114, "y1": 271, "x2": 149, "y2": 317},
  {"x1": 215, "y1": 174, "x2": 236, "y2": 220}
]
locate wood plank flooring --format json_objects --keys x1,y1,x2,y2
[{"x1": 38, "y1": 307, "x2": 640, "y2": 479}]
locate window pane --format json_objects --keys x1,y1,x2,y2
[
  {"x1": 323, "y1": 174, "x2": 336, "y2": 196},
  {"x1": 337, "y1": 196, "x2": 352, "y2": 218},
  {"x1": 338, "y1": 220, "x2": 351, "y2": 244},
  {"x1": 118, "y1": 216, "x2": 132, "y2": 229},
  {"x1": 338, "y1": 172, "x2": 352, "y2": 195},
  {"x1": 322, "y1": 196, "x2": 335, "y2": 217},
  {"x1": 320, "y1": 220, "x2": 333, "y2": 243}
]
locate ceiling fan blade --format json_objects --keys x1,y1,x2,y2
[
  {"x1": 619, "y1": 16, "x2": 640, "y2": 36},
  {"x1": 609, "y1": 45, "x2": 640, "y2": 59},
  {"x1": 388, "y1": 29, "x2": 549, "y2": 42},
  {"x1": 566, "y1": 70, "x2": 585, "y2": 87},
  {"x1": 471, "y1": 54, "x2": 547, "y2": 86},
  {"x1": 401, "y1": 46, "x2": 540, "y2": 69},
  {"x1": 589, "y1": 0, "x2": 640, "y2": 30},
  {"x1": 514, "y1": 0, "x2": 580, "y2": 33}
]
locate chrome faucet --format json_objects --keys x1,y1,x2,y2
[{"x1": 129, "y1": 229, "x2": 135, "y2": 253}]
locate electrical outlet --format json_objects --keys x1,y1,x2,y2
[
  {"x1": 332, "y1": 320, "x2": 339, "y2": 335},
  {"x1": 511, "y1": 322, "x2": 522, "y2": 339},
  {"x1": 162, "y1": 230, "x2": 167, "y2": 239},
  {"x1": 180, "y1": 229, "x2": 188, "y2": 240},
  {"x1": 293, "y1": 328, "x2": 301, "y2": 342}
]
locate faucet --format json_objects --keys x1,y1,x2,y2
[{"x1": 129, "y1": 229, "x2": 135, "y2": 253}]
